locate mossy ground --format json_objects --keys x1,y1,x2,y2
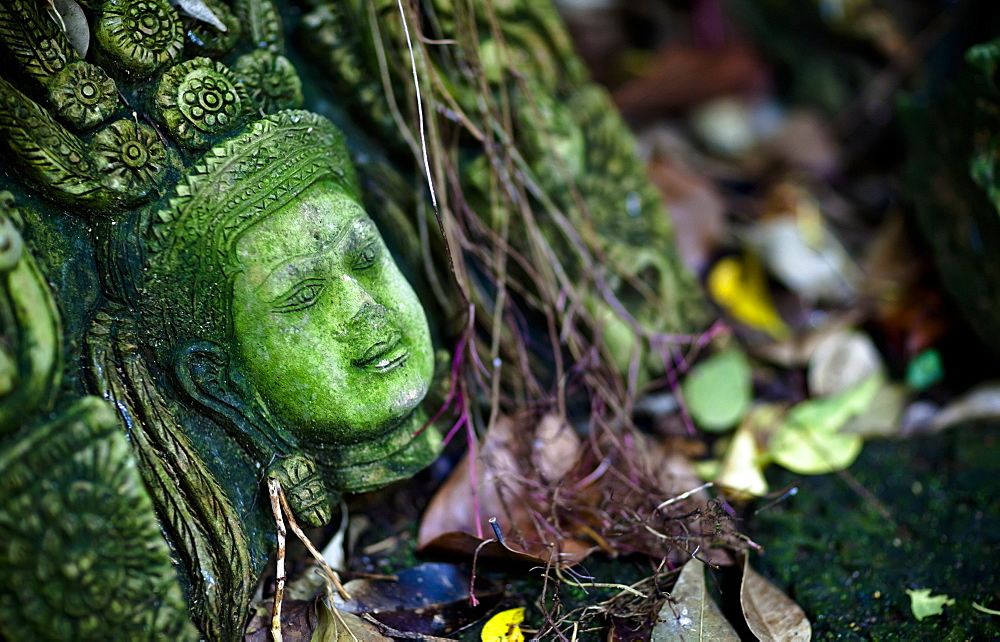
[{"x1": 746, "y1": 424, "x2": 1000, "y2": 639}]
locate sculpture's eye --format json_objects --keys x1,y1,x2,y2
[
  {"x1": 352, "y1": 242, "x2": 379, "y2": 271},
  {"x1": 274, "y1": 279, "x2": 325, "y2": 313}
]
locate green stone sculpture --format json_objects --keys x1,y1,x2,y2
[
  {"x1": 0, "y1": 193, "x2": 197, "y2": 640},
  {"x1": 0, "y1": 1, "x2": 440, "y2": 638},
  {"x1": 0, "y1": 0, "x2": 706, "y2": 637}
]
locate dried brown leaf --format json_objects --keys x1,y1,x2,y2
[
  {"x1": 417, "y1": 416, "x2": 590, "y2": 564},
  {"x1": 740, "y1": 556, "x2": 811, "y2": 641},
  {"x1": 761, "y1": 110, "x2": 841, "y2": 177},
  {"x1": 612, "y1": 46, "x2": 768, "y2": 123},
  {"x1": 647, "y1": 157, "x2": 726, "y2": 272},
  {"x1": 533, "y1": 414, "x2": 581, "y2": 483},
  {"x1": 244, "y1": 600, "x2": 318, "y2": 641},
  {"x1": 313, "y1": 602, "x2": 393, "y2": 642}
]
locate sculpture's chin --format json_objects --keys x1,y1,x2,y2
[{"x1": 313, "y1": 407, "x2": 442, "y2": 494}]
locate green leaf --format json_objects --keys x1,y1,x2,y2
[
  {"x1": 770, "y1": 425, "x2": 863, "y2": 475},
  {"x1": 906, "y1": 349, "x2": 944, "y2": 390},
  {"x1": 905, "y1": 588, "x2": 955, "y2": 621},
  {"x1": 652, "y1": 559, "x2": 739, "y2": 641},
  {"x1": 770, "y1": 374, "x2": 880, "y2": 474},
  {"x1": 681, "y1": 348, "x2": 752, "y2": 432}
]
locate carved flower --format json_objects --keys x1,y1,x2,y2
[
  {"x1": 155, "y1": 57, "x2": 249, "y2": 149},
  {"x1": 91, "y1": 119, "x2": 169, "y2": 202},
  {"x1": 232, "y1": 50, "x2": 303, "y2": 115},
  {"x1": 48, "y1": 61, "x2": 119, "y2": 131},
  {"x1": 0, "y1": 399, "x2": 190, "y2": 639},
  {"x1": 95, "y1": 0, "x2": 184, "y2": 77}
]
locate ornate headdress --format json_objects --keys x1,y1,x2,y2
[
  {"x1": 148, "y1": 110, "x2": 358, "y2": 259},
  {"x1": 136, "y1": 109, "x2": 360, "y2": 349},
  {"x1": 0, "y1": 0, "x2": 365, "y2": 348},
  {"x1": 0, "y1": 0, "x2": 305, "y2": 212}
]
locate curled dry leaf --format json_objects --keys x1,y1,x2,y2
[
  {"x1": 807, "y1": 329, "x2": 883, "y2": 397},
  {"x1": 928, "y1": 382, "x2": 1000, "y2": 432},
  {"x1": 652, "y1": 559, "x2": 739, "y2": 641},
  {"x1": 647, "y1": 156, "x2": 725, "y2": 272},
  {"x1": 52, "y1": 0, "x2": 89, "y2": 58},
  {"x1": 170, "y1": 0, "x2": 227, "y2": 31},
  {"x1": 417, "y1": 415, "x2": 592, "y2": 564},
  {"x1": 862, "y1": 212, "x2": 949, "y2": 358},
  {"x1": 741, "y1": 556, "x2": 812, "y2": 641}
]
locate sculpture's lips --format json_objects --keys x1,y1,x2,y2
[{"x1": 353, "y1": 331, "x2": 408, "y2": 372}]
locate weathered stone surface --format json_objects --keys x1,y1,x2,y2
[{"x1": 0, "y1": 0, "x2": 705, "y2": 637}]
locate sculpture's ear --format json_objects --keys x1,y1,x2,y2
[{"x1": 174, "y1": 341, "x2": 244, "y2": 415}]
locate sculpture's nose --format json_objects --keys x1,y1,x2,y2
[
  {"x1": 335, "y1": 276, "x2": 401, "y2": 346},
  {"x1": 336, "y1": 274, "x2": 380, "y2": 324},
  {"x1": 347, "y1": 302, "x2": 391, "y2": 334},
  {"x1": 343, "y1": 302, "x2": 404, "y2": 367}
]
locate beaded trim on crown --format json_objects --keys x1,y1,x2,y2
[{"x1": 146, "y1": 110, "x2": 359, "y2": 259}]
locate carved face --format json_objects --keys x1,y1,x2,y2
[{"x1": 230, "y1": 181, "x2": 434, "y2": 443}]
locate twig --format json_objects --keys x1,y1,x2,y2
[
  {"x1": 276, "y1": 483, "x2": 351, "y2": 601},
  {"x1": 657, "y1": 482, "x2": 714, "y2": 511},
  {"x1": 469, "y1": 537, "x2": 496, "y2": 607},
  {"x1": 553, "y1": 566, "x2": 647, "y2": 599},
  {"x1": 267, "y1": 478, "x2": 286, "y2": 642}
]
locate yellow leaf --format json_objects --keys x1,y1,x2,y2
[
  {"x1": 481, "y1": 607, "x2": 525, "y2": 642},
  {"x1": 717, "y1": 421, "x2": 769, "y2": 498},
  {"x1": 707, "y1": 254, "x2": 790, "y2": 339}
]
